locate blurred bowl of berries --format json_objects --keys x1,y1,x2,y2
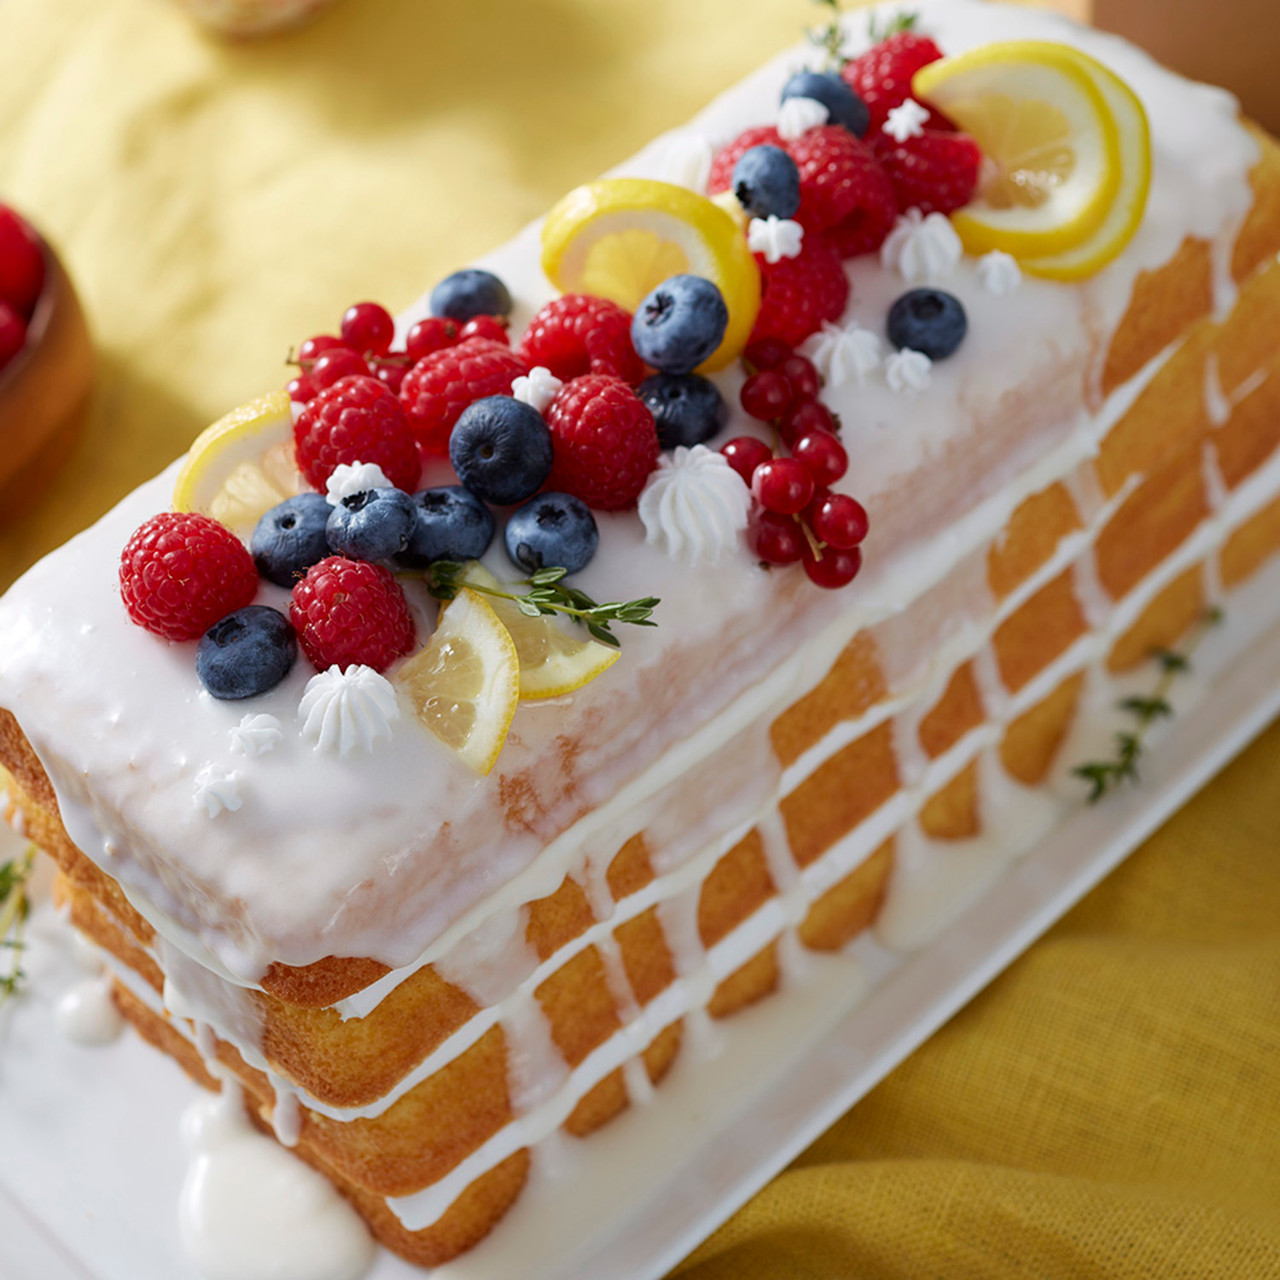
[{"x1": 0, "y1": 203, "x2": 94, "y2": 521}]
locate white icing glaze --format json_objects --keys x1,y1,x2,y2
[
  {"x1": 53, "y1": 976, "x2": 124, "y2": 1046},
  {"x1": 652, "y1": 129, "x2": 715, "y2": 192},
  {"x1": 881, "y1": 208, "x2": 963, "y2": 282},
  {"x1": 638, "y1": 446, "x2": 751, "y2": 566},
  {"x1": 884, "y1": 348, "x2": 933, "y2": 394},
  {"x1": 325, "y1": 461, "x2": 393, "y2": 505},
  {"x1": 511, "y1": 365, "x2": 563, "y2": 413},
  {"x1": 178, "y1": 1077, "x2": 373, "y2": 1280},
  {"x1": 882, "y1": 97, "x2": 930, "y2": 141},
  {"x1": 776, "y1": 95, "x2": 828, "y2": 141},
  {"x1": 747, "y1": 215, "x2": 804, "y2": 263},
  {"x1": 298, "y1": 665, "x2": 399, "y2": 757},
  {"x1": 799, "y1": 320, "x2": 881, "y2": 388}
]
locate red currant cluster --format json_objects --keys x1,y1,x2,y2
[
  {"x1": 287, "y1": 301, "x2": 510, "y2": 403},
  {"x1": 720, "y1": 337, "x2": 869, "y2": 590}
]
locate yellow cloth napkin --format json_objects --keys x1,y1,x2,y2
[{"x1": 2, "y1": 0, "x2": 1278, "y2": 1275}]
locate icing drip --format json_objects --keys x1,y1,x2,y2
[{"x1": 53, "y1": 975, "x2": 124, "y2": 1046}]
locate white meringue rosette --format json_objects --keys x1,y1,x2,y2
[
  {"x1": 884, "y1": 348, "x2": 933, "y2": 395},
  {"x1": 326, "y1": 461, "x2": 394, "y2": 506},
  {"x1": 800, "y1": 321, "x2": 881, "y2": 389},
  {"x1": 977, "y1": 250, "x2": 1023, "y2": 297},
  {"x1": 299, "y1": 665, "x2": 400, "y2": 758},
  {"x1": 747, "y1": 216, "x2": 805, "y2": 264},
  {"x1": 230, "y1": 713, "x2": 284, "y2": 758},
  {"x1": 638, "y1": 446, "x2": 751, "y2": 566},
  {"x1": 880, "y1": 208, "x2": 963, "y2": 282},
  {"x1": 882, "y1": 97, "x2": 930, "y2": 142},
  {"x1": 777, "y1": 95, "x2": 829, "y2": 141},
  {"x1": 193, "y1": 765, "x2": 242, "y2": 818},
  {"x1": 511, "y1": 366, "x2": 563, "y2": 414}
]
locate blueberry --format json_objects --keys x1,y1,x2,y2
[
  {"x1": 197, "y1": 606, "x2": 296, "y2": 701},
  {"x1": 325, "y1": 488, "x2": 417, "y2": 562},
  {"x1": 731, "y1": 145, "x2": 801, "y2": 221},
  {"x1": 631, "y1": 275, "x2": 729, "y2": 375},
  {"x1": 397, "y1": 486, "x2": 496, "y2": 567},
  {"x1": 251, "y1": 493, "x2": 332, "y2": 587},
  {"x1": 430, "y1": 268, "x2": 512, "y2": 322},
  {"x1": 886, "y1": 288, "x2": 968, "y2": 361},
  {"x1": 637, "y1": 373, "x2": 726, "y2": 450},
  {"x1": 505, "y1": 493, "x2": 599, "y2": 575},
  {"x1": 450, "y1": 396, "x2": 554, "y2": 505},
  {"x1": 781, "y1": 71, "x2": 870, "y2": 137}
]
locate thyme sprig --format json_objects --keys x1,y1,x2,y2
[
  {"x1": 867, "y1": 8, "x2": 919, "y2": 44},
  {"x1": 0, "y1": 843, "x2": 37, "y2": 1007},
  {"x1": 807, "y1": 4, "x2": 920, "y2": 74},
  {"x1": 1072, "y1": 607, "x2": 1223, "y2": 803},
  {"x1": 427, "y1": 562, "x2": 659, "y2": 649}
]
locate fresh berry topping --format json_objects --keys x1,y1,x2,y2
[
  {"x1": 720, "y1": 436, "x2": 773, "y2": 485},
  {"x1": 792, "y1": 430, "x2": 848, "y2": 486},
  {"x1": 787, "y1": 126, "x2": 896, "y2": 251},
  {"x1": 842, "y1": 31, "x2": 944, "y2": 133},
  {"x1": 290, "y1": 557, "x2": 416, "y2": 673},
  {"x1": 340, "y1": 302, "x2": 395, "y2": 357},
  {"x1": 311, "y1": 348, "x2": 371, "y2": 391},
  {"x1": 397, "y1": 486, "x2": 495, "y2": 567},
  {"x1": 196, "y1": 606, "x2": 297, "y2": 701},
  {"x1": 287, "y1": 372, "x2": 317, "y2": 404},
  {"x1": 803, "y1": 543, "x2": 863, "y2": 588},
  {"x1": 505, "y1": 492, "x2": 599, "y2": 575},
  {"x1": 750, "y1": 232, "x2": 849, "y2": 349},
  {"x1": 458, "y1": 315, "x2": 509, "y2": 345},
  {"x1": 0, "y1": 301, "x2": 26, "y2": 371},
  {"x1": 405, "y1": 316, "x2": 460, "y2": 361},
  {"x1": 751, "y1": 457, "x2": 815, "y2": 515},
  {"x1": 294, "y1": 375, "x2": 421, "y2": 494},
  {"x1": 449, "y1": 395, "x2": 554, "y2": 505},
  {"x1": 631, "y1": 275, "x2": 728, "y2": 375},
  {"x1": 0, "y1": 206, "x2": 45, "y2": 315},
  {"x1": 399, "y1": 337, "x2": 529, "y2": 457},
  {"x1": 744, "y1": 338, "x2": 793, "y2": 372},
  {"x1": 740, "y1": 370, "x2": 794, "y2": 422},
  {"x1": 873, "y1": 128, "x2": 982, "y2": 215},
  {"x1": 810, "y1": 492, "x2": 869, "y2": 549},
  {"x1": 636, "y1": 373, "x2": 725, "y2": 449},
  {"x1": 298, "y1": 334, "x2": 347, "y2": 366},
  {"x1": 778, "y1": 353, "x2": 821, "y2": 401},
  {"x1": 326, "y1": 487, "x2": 418, "y2": 562},
  {"x1": 750, "y1": 509, "x2": 806, "y2": 565},
  {"x1": 430, "y1": 268, "x2": 513, "y2": 322},
  {"x1": 518, "y1": 294, "x2": 644, "y2": 385},
  {"x1": 731, "y1": 146, "x2": 801, "y2": 220},
  {"x1": 119, "y1": 512, "x2": 259, "y2": 642},
  {"x1": 781, "y1": 399, "x2": 838, "y2": 447},
  {"x1": 544, "y1": 374, "x2": 659, "y2": 511},
  {"x1": 374, "y1": 361, "x2": 408, "y2": 395},
  {"x1": 252, "y1": 493, "x2": 333, "y2": 586},
  {"x1": 781, "y1": 70, "x2": 870, "y2": 138},
  {"x1": 886, "y1": 287, "x2": 967, "y2": 360},
  {"x1": 708, "y1": 126, "x2": 784, "y2": 199}
]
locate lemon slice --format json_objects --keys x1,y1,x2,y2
[
  {"x1": 541, "y1": 177, "x2": 761, "y2": 372},
  {"x1": 172, "y1": 391, "x2": 301, "y2": 536},
  {"x1": 913, "y1": 41, "x2": 1149, "y2": 274},
  {"x1": 394, "y1": 587, "x2": 519, "y2": 775},
  {"x1": 461, "y1": 564, "x2": 619, "y2": 699}
]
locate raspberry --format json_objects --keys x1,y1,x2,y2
[
  {"x1": 518, "y1": 295, "x2": 645, "y2": 385},
  {"x1": 544, "y1": 375, "x2": 659, "y2": 511},
  {"x1": 399, "y1": 337, "x2": 528, "y2": 457},
  {"x1": 842, "y1": 32, "x2": 945, "y2": 133},
  {"x1": 290, "y1": 557, "x2": 416, "y2": 673},
  {"x1": 750, "y1": 233, "x2": 849, "y2": 349},
  {"x1": 873, "y1": 129, "x2": 982, "y2": 216},
  {"x1": 710, "y1": 125, "x2": 896, "y2": 257},
  {"x1": 0, "y1": 206, "x2": 45, "y2": 315},
  {"x1": 119, "y1": 512, "x2": 259, "y2": 642},
  {"x1": 294, "y1": 375, "x2": 420, "y2": 493}
]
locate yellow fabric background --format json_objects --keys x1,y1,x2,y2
[{"x1": 2, "y1": 0, "x2": 1278, "y2": 1275}]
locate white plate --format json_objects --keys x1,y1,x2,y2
[{"x1": 3, "y1": 594, "x2": 1279, "y2": 1280}]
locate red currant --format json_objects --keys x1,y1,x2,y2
[
  {"x1": 298, "y1": 334, "x2": 347, "y2": 367},
  {"x1": 405, "y1": 316, "x2": 460, "y2": 361},
  {"x1": 458, "y1": 315, "x2": 509, "y2": 345},
  {"x1": 374, "y1": 361, "x2": 408, "y2": 394},
  {"x1": 720, "y1": 436, "x2": 772, "y2": 485},
  {"x1": 780, "y1": 399, "x2": 838, "y2": 448},
  {"x1": 752, "y1": 457, "x2": 815, "y2": 515},
  {"x1": 750, "y1": 510, "x2": 806, "y2": 565},
  {"x1": 778, "y1": 354, "x2": 820, "y2": 401},
  {"x1": 0, "y1": 301, "x2": 26, "y2": 370},
  {"x1": 803, "y1": 544, "x2": 862, "y2": 589},
  {"x1": 793, "y1": 431, "x2": 848, "y2": 487},
  {"x1": 811, "y1": 493, "x2": 869, "y2": 549},
  {"x1": 740, "y1": 370, "x2": 794, "y2": 421},
  {"x1": 340, "y1": 302, "x2": 395, "y2": 357},
  {"x1": 286, "y1": 372, "x2": 317, "y2": 404},
  {"x1": 744, "y1": 337, "x2": 792, "y2": 371},
  {"x1": 310, "y1": 348, "x2": 370, "y2": 390}
]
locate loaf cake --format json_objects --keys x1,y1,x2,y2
[{"x1": 2, "y1": 0, "x2": 1279, "y2": 1268}]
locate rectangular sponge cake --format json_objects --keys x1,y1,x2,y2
[{"x1": 2, "y1": 0, "x2": 1280, "y2": 1266}]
